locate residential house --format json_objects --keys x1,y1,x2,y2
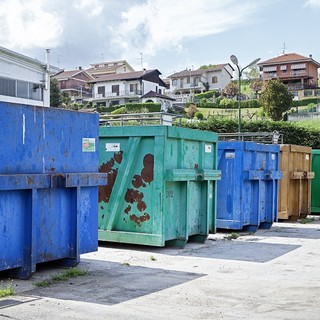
[
  {"x1": 258, "y1": 53, "x2": 320, "y2": 91},
  {"x1": 0, "y1": 46, "x2": 52, "y2": 107},
  {"x1": 167, "y1": 64, "x2": 234, "y2": 96},
  {"x1": 90, "y1": 69, "x2": 170, "y2": 109},
  {"x1": 52, "y1": 68, "x2": 94, "y2": 102},
  {"x1": 86, "y1": 60, "x2": 135, "y2": 78},
  {"x1": 141, "y1": 90, "x2": 175, "y2": 111}
]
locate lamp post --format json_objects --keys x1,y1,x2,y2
[{"x1": 230, "y1": 55, "x2": 260, "y2": 134}]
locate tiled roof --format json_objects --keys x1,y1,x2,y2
[
  {"x1": 52, "y1": 70, "x2": 83, "y2": 80},
  {"x1": 142, "y1": 90, "x2": 176, "y2": 101},
  {"x1": 168, "y1": 64, "x2": 228, "y2": 78},
  {"x1": 89, "y1": 69, "x2": 158, "y2": 83},
  {"x1": 259, "y1": 53, "x2": 320, "y2": 66},
  {"x1": 86, "y1": 60, "x2": 134, "y2": 75}
]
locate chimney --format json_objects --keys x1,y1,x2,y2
[
  {"x1": 79, "y1": 66, "x2": 82, "y2": 70},
  {"x1": 309, "y1": 54, "x2": 313, "y2": 59}
]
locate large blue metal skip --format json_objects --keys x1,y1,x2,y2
[
  {"x1": 0, "y1": 103, "x2": 106, "y2": 279},
  {"x1": 216, "y1": 141, "x2": 282, "y2": 232}
]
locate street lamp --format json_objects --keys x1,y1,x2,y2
[{"x1": 230, "y1": 55, "x2": 260, "y2": 134}]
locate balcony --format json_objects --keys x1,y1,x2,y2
[
  {"x1": 93, "y1": 90, "x2": 142, "y2": 100},
  {"x1": 263, "y1": 72, "x2": 277, "y2": 79},
  {"x1": 290, "y1": 70, "x2": 308, "y2": 77}
]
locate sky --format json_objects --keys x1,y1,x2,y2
[{"x1": 0, "y1": 0, "x2": 320, "y2": 78}]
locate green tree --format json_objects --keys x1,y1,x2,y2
[
  {"x1": 61, "y1": 91, "x2": 71, "y2": 107},
  {"x1": 259, "y1": 79, "x2": 293, "y2": 121},
  {"x1": 243, "y1": 65, "x2": 260, "y2": 80},
  {"x1": 50, "y1": 78, "x2": 62, "y2": 108},
  {"x1": 199, "y1": 64, "x2": 216, "y2": 69}
]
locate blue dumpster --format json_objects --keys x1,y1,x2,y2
[
  {"x1": 216, "y1": 141, "x2": 282, "y2": 232},
  {"x1": 0, "y1": 102, "x2": 107, "y2": 279}
]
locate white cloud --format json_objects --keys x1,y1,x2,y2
[
  {"x1": 0, "y1": 0, "x2": 63, "y2": 49},
  {"x1": 304, "y1": 0, "x2": 320, "y2": 7},
  {"x1": 72, "y1": 0, "x2": 104, "y2": 16},
  {"x1": 110, "y1": 0, "x2": 259, "y2": 59}
]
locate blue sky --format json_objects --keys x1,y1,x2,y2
[{"x1": 0, "y1": 0, "x2": 319, "y2": 78}]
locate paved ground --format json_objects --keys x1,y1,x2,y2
[{"x1": 1, "y1": 218, "x2": 320, "y2": 320}]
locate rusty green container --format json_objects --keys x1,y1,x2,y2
[
  {"x1": 311, "y1": 150, "x2": 320, "y2": 214},
  {"x1": 98, "y1": 126, "x2": 220, "y2": 247}
]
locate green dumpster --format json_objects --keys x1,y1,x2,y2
[
  {"x1": 311, "y1": 150, "x2": 320, "y2": 214},
  {"x1": 98, "y1": 125, "x2": 220, "y2": 247}
]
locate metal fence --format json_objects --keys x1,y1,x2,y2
[
  {"x1": 219, "y1": 131, "x2": 283, "y2": 144},
  {"x1": 99, "y1": 112, "x2": 183, "y2": 126}
]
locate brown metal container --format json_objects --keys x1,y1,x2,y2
[{"x1": 278, "y1": 145, "x2": 314, "y2": 220}]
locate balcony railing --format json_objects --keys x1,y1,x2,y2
[
  {"x1": 94, "y1": 90, "x2": 142, "y2": 99},
  {"x1": 290, "y1": 70, "x2": 307, "y2": 77}
]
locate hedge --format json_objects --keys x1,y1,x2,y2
[
  {"x1": 183, "y1": 118, "x2": 320, "y2": 149},
  {"x1": 125, "y1": 102, "x2": 161, "y2": 112},
  {"x1": 292, "y1": 97, "x2": 320, "y2": 107},
  {"x1": 195, "y1": 90, "x2": 219, "y2": 100},
  {"x1": 199, "y1": 99, "x2": 260, "y2": 109}
]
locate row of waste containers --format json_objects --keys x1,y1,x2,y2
[{"x1": 0, "y1": 103, "x2": 319, "y2": 278}]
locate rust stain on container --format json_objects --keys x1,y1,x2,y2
[
  {"x1": 132, "y1": 175, "x2": 146, "y2": 188},
  {"x1": 130, "y1": 213, "x2": 150, "y2": 226},
  {"x1": 141, "y1": 154, "x2": 154, "y2": 183},
  {"x1": 27, "y1": 176, "x2": 34, "y2": 185},
  {"x1": 124, "y1": 205, "x2": 132, "y2": 214},
  {"x1": 114, "y1": 151, "x2": 123, "y2": 164},
  {"x1": 125, "y1": 188, "x2": 144, "y2": 203}
]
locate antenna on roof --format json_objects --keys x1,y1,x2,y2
[
  {"x1": 282, "y1": 43, "x2": 286, "y2": 54},
  {"x1": 140, "y1": 52, "x2": 143, "y2": 70},
  {"x1": 101, "y1": 53, "x2": 104, "y2": 62}
]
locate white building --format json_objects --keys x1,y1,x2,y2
[
  {"x1": 0, "y1": 46, "x2": 51, "y2": 107},
  {"x1": 168, "y1": 63, "x2": 234, "y2": 95},
  {"x1": 90, "y1": 69, "x2": 170, "y2": 108}
]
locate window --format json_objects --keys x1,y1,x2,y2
[
  {"x1": 130, "y1": 83, "x2": 138, "y2": 93},
  {"x1": 172, "y1": 79, "x2": 177, "y2": 86},
  {"x1": 0, "y1": 77, "x2": 15, "y2": 97},
  {"x1": 0, "y1": 76, "x2": 43, "y2": 101},
  {"x1": 97, "y1": 86, "x2": 105, "y2": 97},
  {"x1": 29, "y1": 84, "x2": 42, "y2": 101},
  {"x1": 112, "y1": 84, "x2": 119, "y2": 95},
  {"x1": 212, "y1": 76, "x2": 218, "y2": 83},
  {"x1": 61, "y1": 80, "x2": 66, "y2": 89},
  {"x1": 17, "y1": 80, "x2": 29, "y2": 99},
  {"x1": 187, "y1": 77, "x2": 190, "y2": 84}
]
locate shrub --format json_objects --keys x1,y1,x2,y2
[
  {"x1": 183, "y1": 118, "x2": 320, "y2": 148},
  {"x1": 125, "y1": 102, "x2": 161, "y2": 112},
  {"x1": 111, "y1": 106, "x2": 126, "y2": 114},
  {"x1": 195, "y1": 112, "x2": 204, "y2": 120}
]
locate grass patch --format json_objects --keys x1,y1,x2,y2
[
  {"x1": 224, "y1": 232, "x2": 240, "y2": 240},
  {"x1": 150, "y1": 256, "x2": 157, "y2": 261},
  {"x1": 0, "y1": 281, "x2": 15, "y2": 298},
  {"x1": 300, "y1": 217, "x2": 315, "y2": 224},
  {"x1": 33, "y1": 267, "x2": 87, "y2": 288}
]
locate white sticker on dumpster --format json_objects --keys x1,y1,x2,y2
[
  {"x1": 82, "y1": 138, "x2": 96, "y2": 152},
  {"x1": 205, "y1": 144, "x2": 212, "y2": 153},
  {"x1": 106, "y1": 143, "x2": 120, "y2": 152},
  {"x1": 225, "y1": 152, "x2": 235, "y2": 159}
]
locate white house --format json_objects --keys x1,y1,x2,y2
[
  {"x1": 90, "y1": 69, "x2": 169, "y2": 108},
  {"x1": 0, "y1": 46, "x2": 51, "y2": 107},
  {"x1": 168, "y1": 63, "x2": 234, "y2": 95}
]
